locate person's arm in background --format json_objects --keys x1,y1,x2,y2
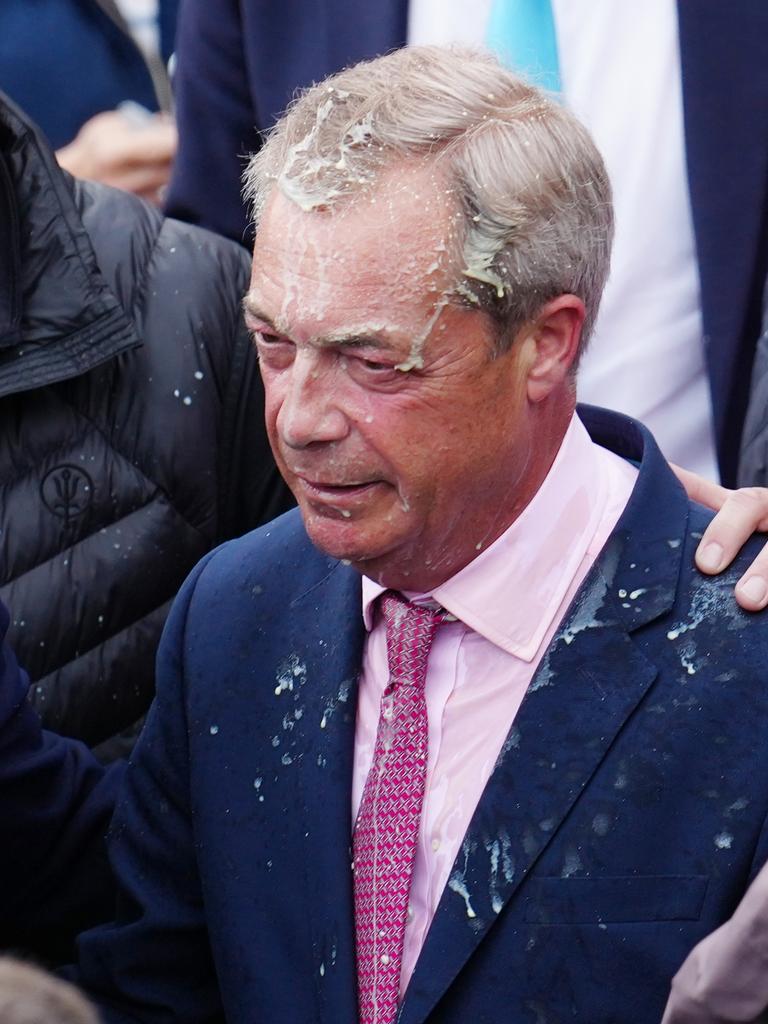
[
  {"x1": 661, "y1": 857, "x2": 768, "y2": 1024},
  {"x1": 0, "y1": 600, "x2": 120, "y2": 963},
  {"x1": 164, "y1": 0, "x2": 258, "y2": 243}
]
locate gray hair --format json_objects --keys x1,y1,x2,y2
[{"x1": 243, "y1": 45, "x2": 613, "y2": 355}]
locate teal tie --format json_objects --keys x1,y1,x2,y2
[{"x1": 485, "y1": 0, "x2": 562, "y2": 95}]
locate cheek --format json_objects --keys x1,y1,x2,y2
[
  {"x1": 260, "y1": 366, "x2": 286, "y2": 418},
  {"x1": 261, "y1": 388, "x2": 288, "y2": 458}
]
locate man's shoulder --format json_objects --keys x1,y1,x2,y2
[
  {"x1": 581, "y1": 406, "x2": 768, "y2": 657},
  {"x1": 623, "y1": 499, "x2": 768, "y2": 709},
  {"x1": 186, "y1": 508, "x2": 341, "y2": 604},
  {"x1": 159, "y1": 508, "x2": 363, "y2": 689},
  {"x1": 674, "y1": 500, "x2": 768, "y2": 637}
]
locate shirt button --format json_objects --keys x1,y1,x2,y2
[
  {"x1": 431, "y1": 838, "x2": 441, "y2": 851},
  {"x1": 380, "y1": 954, "x2": 391, "y2": 966}
]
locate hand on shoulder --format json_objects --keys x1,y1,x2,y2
[{"x1": 672, "y1": 464, "x2": 768, "y2": 610}]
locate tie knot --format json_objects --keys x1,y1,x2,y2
[{"x1": 379, "y1": 591, "x2": 445, "y2": 689}]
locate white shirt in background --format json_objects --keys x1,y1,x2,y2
[{"x1": 407, "y1": 0, "x2": 719, "y2": 480}]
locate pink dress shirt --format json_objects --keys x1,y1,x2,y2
[{"x1": 353, "y1": 412, "x2": 638, "y2": 995}]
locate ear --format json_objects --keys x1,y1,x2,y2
[{"x1": 524, "y1": 295, "x2": 585, "y2": 403}]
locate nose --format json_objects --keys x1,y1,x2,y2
[{"x1": 276, "y1": 350, "x2": 350, "y2": 450}]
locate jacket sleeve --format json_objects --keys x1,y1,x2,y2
[
  {"x1": 164, "y1": 0, "x2": 258, "y2": 244},
  {"x1": 73, "y1": 552, "x2": 225, "y2": 1023},
  {"x1": 0, "y1": 600, "x2": 121, "y2": 961},
  {"x1": 661, "y1": 858, "x2": 768, "y2": 1024}
]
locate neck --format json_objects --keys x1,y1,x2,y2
[{"x1": 358, "y1": 403, "x2": 575, "y2": 593}]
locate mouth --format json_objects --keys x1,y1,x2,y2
[{"x1": 294, "y1": 476, "x2": 382, "y2": 508}]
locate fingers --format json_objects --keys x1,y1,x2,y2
[
  {"x1": 695, "y1": 488, "x2": 768, "y2": 611},
  {"x1": 735, "y1": 559, "x2": 768, "y2": 611},
  {"x1": 671, "y1": 464, "x2": 768, "y2": 610},
  {"x1": 122, "y1": 118, "x2": 177, "y2": 165},
  {"x1": 669, "y1": 462, "x2": 733, "y2": 512},
  {"x1": 100, "y1": 163, "x2": 171, "y2": 201},
  {"x1": 56, "y1": 110, "x2": 177, "y2": 200}
]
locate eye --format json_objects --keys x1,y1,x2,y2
[
  {"x1": 250, "y1": 328, "x2": 295, "y2": 368},
  {"x1": 360, "y1": 357, "x2": 393, "y2": 372},
  {"x1": 250, "y1": 328, "x2": 279, "y2": 345},
  {"x1": 343, "y1": 352, "x2": 404, "y2": 388}
]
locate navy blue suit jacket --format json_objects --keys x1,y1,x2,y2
[
  {"x1": 77, "y1": 407, "x2": 768, "y2": 1023},
  {"x1": 166, "y1": 0, "x2": 768, "y2": 485},
  {"x1": 0, "y1": 599, "x2": 121, "y2": 960}
]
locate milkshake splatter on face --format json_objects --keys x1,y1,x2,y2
[{"x1": 246, "y1": 163, "x2": 546, "y2": 592}]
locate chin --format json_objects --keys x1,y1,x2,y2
[{"x1": 302, "y1": 516, "x2": 371, "y2": 563}]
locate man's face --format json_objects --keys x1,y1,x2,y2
[{"x1": 246, "y1": 168, "x2": 541, "y2": 590}]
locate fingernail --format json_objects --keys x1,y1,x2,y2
[
  {"x1": 698, "y1": 542, "x2": 723, "y2": 573},
  {"x1": 740, "y1": 576, "x2": 768, "y2": 606}
]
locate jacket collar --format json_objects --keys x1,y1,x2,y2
[{"x1": 0, "y1": 92, "x2": 141, "y2": 398}]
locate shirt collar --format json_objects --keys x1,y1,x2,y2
[{"x1": 362, "y1": 413, "x2": 612, "y2": 660}]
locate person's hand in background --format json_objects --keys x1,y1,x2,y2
[
  {"x1": 672, "y1": 464, "x2": 768, "y2": 610},
  {"x1": 57, "y1": 104, "x2": 176, "y2": 204}
]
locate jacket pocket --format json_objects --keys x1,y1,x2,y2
[{"x1": 523, "y1": 874, "x2": 708, "y2": 925}]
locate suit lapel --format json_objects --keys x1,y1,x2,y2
[
  {"x1": 399, "y1": 407, "x2": 689, "y2": 1024},
  {"x1": 292, "y1": 563, "x2": 365, "y2": 1024}
]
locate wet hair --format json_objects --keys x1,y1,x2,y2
[{"x1": 243, "y1": 45, "x2": 613, "y2": 356}]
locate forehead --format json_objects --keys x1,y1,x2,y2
[{"x1": 249, "y1": 164, "x2": 463, "y2": 328}]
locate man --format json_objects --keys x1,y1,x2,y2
[
  {"x1": 166, "y1": 0, "x2": 768, "y2": 485},
  {"x1": 76, "y1": 49, "x2": 768, "y2": 1022}
]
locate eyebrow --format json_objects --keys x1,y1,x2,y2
[
  {"x1": 241, "y1": 294, "x2": 274, "y2": 326},
  {"x1": 242, "y1": 294, "x2": 393, "y2": 350},
  {"x1": 316, "y1": 330, "x2": 390, "y2": 351}
]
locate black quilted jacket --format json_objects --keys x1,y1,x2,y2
[{"x1": 0, "y1": 94, "x2": 293, "y2": 750}]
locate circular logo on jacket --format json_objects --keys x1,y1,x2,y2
[{"x1": 41, "y1": 464, "x2": 94, "y2": 525}]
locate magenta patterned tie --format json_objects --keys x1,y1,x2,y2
[{"x1": 354, "y1": 591, "x2": 445, "y2": 1024}]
